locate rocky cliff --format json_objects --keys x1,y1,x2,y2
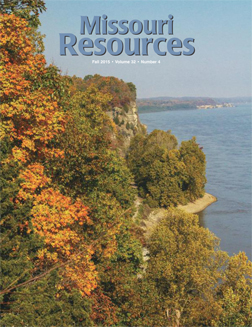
[
  {"x1": 70, "y1": 74, "x2": 146, "y2": 155},
  {"x1": 107, "y1": 100, "x2": 146, "y2": 155}
]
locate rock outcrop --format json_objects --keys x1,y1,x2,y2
[{"x1": 107, "y1": 100, "x2": 146, "y2": 155}]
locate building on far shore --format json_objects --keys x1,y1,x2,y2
[{"x1": 197, "y1": 103, "x2": 234, "y2": 109}]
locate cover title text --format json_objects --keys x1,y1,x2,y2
[{"x1": 60, "y1": 15, "x2": 195, "y2": 56}]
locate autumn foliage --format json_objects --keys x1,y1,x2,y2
[
  {"x1": 70, "y1": 74, "x2": 136, "y2": 108},
  {"x1": 0, "y1": 10, "x2": 140, "y2": 325},
  {"x1": 1, "y1": 6, "x2": 251, "y2": 327},
  {"x1": 0, "y1": 13, "x2": 99, "y2": 300},
  {"x1": 0, "y1": 14, "x2": 66, "y2": 163}
]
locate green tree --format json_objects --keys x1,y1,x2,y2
[
  {"x1": 70, "y1": 74, "x2": 136, "y2": 109},
  {"x1": 216, "y1": 252, "x2": 252, "y2": 326},
  {"x1": 144, "y1": 209, "x2": 252, "y2": 326},
  {"x1": 179, "y1": 137, "x2": 207, "y2": 201},
  {"x1": 127, "y1": 131, "x2": 206, "y2": 207},
  {"x1": 127, "y1": 82, "x2": 137, "y2": 99},
  {"x1": 127, "y1": 130, "x2": 185, "y2": 207},
  {"x1": 45, "y1": 77, "x2": 144, "y2": 325},
  {"x1": 0, "y1": 0, "x2": 46, "y2": 27},
  {"x1": 0, "y1": 139, "x2": 94, "y2": 326}
]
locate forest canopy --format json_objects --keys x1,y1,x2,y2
[
  {"x1": 0, "y1": 3, "x2": 251, "y2": 326},
  {"x1": 127, "y1": 130, "x2": 206, "y2": 207}
]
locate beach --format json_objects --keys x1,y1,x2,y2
[{"x1": 177, "y1": 193, "x2": 217, "y2": 214}]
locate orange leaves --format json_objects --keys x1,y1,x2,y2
[
  {"x1": 10, "y1": 156, "x2": 98, "y2": 296},
  {"x1": 31, "y1": 188, "x2": 97, "y2": 296},
  {"x1": 0, "y1": 14, "x2": 123, "y2": 300},
  {"x1": 32, "y1": 188, "x2": 90, "y2": 240},
  {"x1": 11, "y1": 146, "x2": 29, "y2": 163},
  {"x1": 18, "y1": 164, "x2": 50, "y2": 200},
  {"x1": 0, "y1": 14, "x2": 33, "y2": 63},
  {"x1": 1, "y1": 89, "x2": 66, "y2": 161},
  {"x1": 15, "y1": 160, "x2": 98, "y2": 296},
  {"x1": 21, "y1": 139, "x2": 35, "y2": 151},
  {"x1": 0, "y1": 13, "x2": 66, "y2": 162},
  {"x1": 62, "y1": 253, "x2": 97, "y2": 296}
]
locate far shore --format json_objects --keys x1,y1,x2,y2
[{"x1": 177, "y1": 193, "x2": 217, "y2": 214}]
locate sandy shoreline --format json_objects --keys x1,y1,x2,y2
[
  {"x1": 140, "y1": 192, "x2": 217, "y2": 240},
  {"x1": 177, "y1": 193, "x2": 217, "y2": 214}
]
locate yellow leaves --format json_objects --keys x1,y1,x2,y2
[
  {"x1": 145, "y1": 209, "x2": 252, "y2": 326},
  {"x1": 18, "y1": 164, "x2": 50, "y2": 200},
  {"x1": 21, "y1": 139, "x2": 35, "y2": 151},
  {"x1": 0, "y1": 14, "x2": 111, "y2": 299},
  {"x1": 26, "y1": 186, "x2": 97, "y2": 296},
  {"x1": 0, "y1": 14, "x2": 31, "y2": 50},
  {"x1": 1, "y1": 14, "x2": 67, "y2": 163},
  {"x1": 11, "y1": 147, "x2": 28, "y2": 162},
  {"x1": 62, "y1": 251, "x2": 98, "y2": 296}
]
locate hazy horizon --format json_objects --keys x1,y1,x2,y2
[
  {"x1": 137, "y1": 95, "x2": 252, "y2": 100},
  {"x1": 40, "y1": 0, "x2": 252, "y2": 99}
]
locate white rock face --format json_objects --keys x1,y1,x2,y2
[
  {"x1": 126, "y1": 101, "x2": 139, "y2": 126},
  {"x1": 107, "y1": 100, "x2": 146, "y2": 154}
]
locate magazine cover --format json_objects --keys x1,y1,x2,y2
[{"x1": 1, "y1": 0, "x2": 251, "y2": 326}]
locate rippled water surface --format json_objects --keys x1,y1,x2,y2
[{"x1": 139, "y1": 105, "x2": 251, "y2": 259}]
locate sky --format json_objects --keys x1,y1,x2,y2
[{"x1": 40, "y1": 0, "x2": 252, "y2": 99}]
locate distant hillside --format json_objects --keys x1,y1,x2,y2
[
  {"x1": 137, "y1": 96, "x2": 251, "y2": 113},
  {"x1": 214, "y1": 97, "x2": 252, "y2": 104}
]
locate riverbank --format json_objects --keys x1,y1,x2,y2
[
  {"x1": 139, "y1": 106, "x2": 251, "y2": 259},
  {"x1": 141, "y1": 193, "x2": 217, "y2": 239},
  {"x1": 140, "y1": 193, "x2": 217, "y2": 263},
  {"x1": 177, "y1": 193, "x2": 217, "y2": 214}
]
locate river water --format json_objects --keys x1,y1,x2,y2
[{"x1": 139, "y1": 105, "x2": 251, "y2": 260}]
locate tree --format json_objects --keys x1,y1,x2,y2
[
  {"x1": 0, "y1": 0, "x2": 46, "y2": 28},
  {"x1": 127, "y1": 82, "x2": 137, "y2": 99},
  {"x1": 45, "y1": 77, "x2": 145, "y2": 325},
  {"x1": 127, "y1": 130, "x2": 187, "y2": 207},
  {"x1": 0, "y1": 13, "x2": 67, "y2": 164},
  {"x1": 0, "y1": 14, "x2": 99, "y2": 324},
  {"x1": 70, "y1": 74, "x2": 136, "y2": 109},
  {"x1": 127, "y1": 131, "x2": 206, "y2": 207},
  {"x1": 144, "y1": 209, "x2": 252, "y2": 326},
  {"x1": 216, "y1": 252, "x2": 252, "y2": 326},
  {"x1": 179, "y1": 137, "x2": 207, "y2": 201}
]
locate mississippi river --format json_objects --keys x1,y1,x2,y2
[{"x1": 139, "y1": 105, "x2": 251, "y2": 260}]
